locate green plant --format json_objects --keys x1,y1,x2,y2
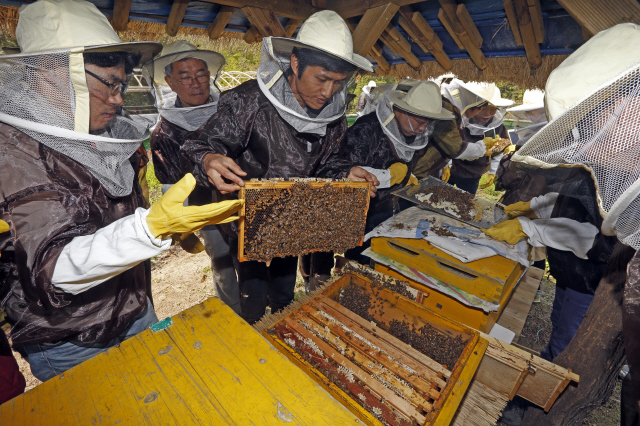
[{"x1": 146, "y1": 162, "x2": 163, "y2": 205}]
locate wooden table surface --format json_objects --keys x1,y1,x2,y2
[{"x1": 0, "y1": 298, "x2": 362, "y2": 425}]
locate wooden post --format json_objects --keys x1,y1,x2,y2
[
  {"x1": 437, "y1": 0, "x2": 488, "y2": 70},
  {"x1": 284, "y1": 18, "x2": 301, "y2": 37},
  {"x1": 397, "y1": 7, "x2": 452, "y2": 70},
  {"x1": 520, "y1": 244, "x2": 635, "y2": 424},
  {"x1": 207, "y1": 6, "x2": 235, "y2": 40},
  {"x1": 243, "y1": 26, "x2": 262, "y2": 44},
  {"x1": 527, "y1": 0, "x2": 545, "y2": 43},
  {"x1": 513, "y1": 0, "x2": 542, "y2": 69},
  {"x1": 166, "y1": 0, "x2": 190, "y2": 36},
  {"x1": 503, "y1": 0, "x2": 523, "y2": 45},
  {"x1": 351, "y1": 3, "x2": 399, "y2": 56},
  {"x1": 242, "y1": 6, "x2": 287, "y2": 37},
  {"x1": 382, "y1": 24, "x2": 422, "y2": 70},
  {"x1": 111, "y1": 0, "x2": 132, "y2": 31}
]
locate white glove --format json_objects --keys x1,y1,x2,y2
[{"x1": 456, "y1": 140, "x2": 487, "y2": 161}]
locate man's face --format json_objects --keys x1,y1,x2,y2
[
  {"x1": 85, "y1": 63, "x2": 126, "y2": 133},
  {"x1": 165, "y1": 58, "x2": 210, "y2": 108},
  {"x1": 394, "y1": 107, "x2": 434, "y2": 137},
  {"x1": 289, "y1": 54, "x2": 351, "y2": 111}
]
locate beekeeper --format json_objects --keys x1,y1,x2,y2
[
  {"x1": 440, "y1": 81, "x2": 514, "y2": 194},
  {"x1": 142, "y1": 42, "x2": 242, "y2": 314},
  {"x1": 495, "y1": 89, "x2": 549, "y2": 205},
  {"x1": 485, "y1": 23, "x2": 640, "y2": 361},
  {"x1": 356, "y1": 80, "x2": 377, "y2": 116},
  {"x1": 0, "y1": 0, "x2": 242, "y2": 382},
  {"x1": 320, "y1": 81, "x2": 456, "y2": 264},
  {"x1": 181, "y1": 10, "x2": 378, "y2": 324}
]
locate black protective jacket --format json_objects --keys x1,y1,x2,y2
[
  {"x1": 181, "y1": 80, "x2": 349, "y2": 235},
  {"x1": 450, "y1": 122, "x2": 509, "y2": 179},
  {"x1": 0, "y1": 123, "x2": 150, "y2": 347}
]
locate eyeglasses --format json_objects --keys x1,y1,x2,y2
[
  {"x1": 174, "y1": 74, "x2": 210, "y2": 86},
  {"x1": 85, "y1": 70, "x2": 129, "y2": 96}
]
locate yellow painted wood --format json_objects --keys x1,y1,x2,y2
[
  {"x1": 371, "y1": 237, "x2": 525, "y2": 305},
  {"x1": 433, "y1": 337, "x2": 489, "y2": 426},
  {"x1": 1, "y1": 298, "x2": 360, "y2": 425}
]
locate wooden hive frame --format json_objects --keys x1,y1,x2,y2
[
  {"x1": 237, "y1": 179, "x2": 371, "y2": 263},
  {"x1": 261, "y1": 271, "x2": 487, "y2": 426}
]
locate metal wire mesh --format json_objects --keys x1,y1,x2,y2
[
  {"x1": 393, "y1": 177, "x2": 508, "y2": 229},
  {"x1": 240, "y1": 179, "x2": 370, "y2": 263}
]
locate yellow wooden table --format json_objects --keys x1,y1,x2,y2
[{"x1": 1, "y1": 298, "x2": 362, "y2": 425}]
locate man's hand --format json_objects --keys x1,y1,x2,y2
[
  {"x1": 348, "y1": 166, "x2": 379, "y2": 198},
  {"x1": 203, "y1": 153, "x2": 247, "y2": 194}
]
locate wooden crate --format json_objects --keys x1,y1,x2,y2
[
  {"x1": 262, "y1": 272, "x2": 488, "y2": 426},
  {"x1": 238, "y1": 179, "x2": 371, "y2": 262},
  {"x1": 370, "y1": 237, "x2": 526, "y2": 305}
]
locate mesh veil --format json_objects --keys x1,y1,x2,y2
[
  {"x1": 141, "y1": 64, "x2": 221, "y2": 132},
  {"x1": 256, "y1": 38, "x2": 355, "y2": 136},
  {"x1": 376, "y1": 90, "x2": 435, "y2": 162},
  {"x1": 442, "y1": 79, "x2": 507, "y2": 136},
  {"x1": 0, "y1": 50, "x2": 148, "y2": 198},
  {"x1": 512, "y1": 62, "x2": 640, "y2": 248}
]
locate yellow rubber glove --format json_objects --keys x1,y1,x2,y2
[
  {"x1": 504, "y1": 200, "x2": 537, "y2": 218},
  {"x1": 483, "y1": 136, "x2": 500, "y2": 156},
  {"x1": 172, "y1": 233, "x2": 206, "y2": 254},
  {"x1": 0, "y1": 220, "x2": 9, "y2": 234},
  {"x1": 504, "y1": 144, "x2": 516, "y2": 154},
  {"x1": 441, "y1": 167, "x2": 451, "y2": 182},
  {"x1": 388, "y1": 163, "x2": 409, "y2": 186},
  {"x1": 407, "y1": 174, "x2": 419, "y2": 186},
  {"x1": 482, "y1": 219, "x2": 527, "y2": 245},
  {"x1": 147, "y1": 173, "x2": 243, "y2": 239},
  {"x1": 479, "y1": 174, "x2": 496, "y2": 189}
]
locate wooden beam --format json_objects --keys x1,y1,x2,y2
[
  {"x1": 527, "y1": 0, "x2": 545, "y2": 43},
  {"x1": 456, "y1": 3, "x2": 483, "y2": 49},
  {"x1": 111, "y1": 0, "x2": 132, "y2": 31},
  {"x1": 379, "y1": 32, "x2": 422, "y2": 70},
  {"x1": 207, "y1": 6, "x2": 235, "y2": 40},
  {"x1": 398, "y1": 6, "x2": 453, "y2": 71},
  {"x1": 513, "y1": 0, "x2": 542, "y2": 68},
  {"x1": 438, "y1": 0, "x2": 487, "y2": 69},
  {"x1": 438, "y1": 8, "x2": 464, "y2": 50},
  {"x1": 166, "y1": 0, "x2": 190, "y2": 36},
  {"x1": 383, "y1": 24, "x2": 422, "y2": 71},
  {"x1": 242, "y1": 6, "x2": 287, "y2": 37},
  {"x1": 311, "y1": 0, "x2": 326, "y2": 8},
  {"x1": 344, "y1": 18, "x2": 388, "y2": 73},
  {"x1": 352, "y1": 3, "x2": 399, "y2": 56},
  {"x1": 326, "y1": 0, "x2": 421, "y2": 19},
  {"x1": 284, "y1": 18, "x2": 301, "y2": 38},
  {"x1": 503, "y1": 0, "x2": 523, "y2": 45},
  {"x1": 556, "y1": 0, "x2": 640, "y2": 36},
  {"x1": 243, "y1": 26, "x2": 262, "y2": 44},
  {"x1": 199, "y1": 0, "x2": 317, "y2": 21}
]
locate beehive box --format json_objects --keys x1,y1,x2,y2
[
  {"x1": 261, "y1": 271, "x2": 487, "y2": 426},
  {"x1": 370, "y1": 237, "x2": 526, "y2": 305},
  {"x1": 238, "y1": 179, "x2": 371, "y2": 263}
]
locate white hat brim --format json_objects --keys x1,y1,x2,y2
[
  {"x1": 270, "y1": 37, "x2": 374, "y2": 73},
  {"x1": 508, "y1": 102, "x2": 545, "y2": 112},
  {"x1": 146, "y1": 50, "x2": 226, "y2": 86},
  {"x1": 389, "y1": 90, "x2": 455, "y2": 120}
]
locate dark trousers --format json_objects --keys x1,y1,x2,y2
[
  {"x1": 225, "y1": 233, "x2": 298, "y2": 324},
  {"x1": 448, "y1": 175, "x2": 480, "y2": 194}
]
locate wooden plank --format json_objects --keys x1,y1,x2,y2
[
  {"x1": 352, "y1": 3, "x2": 400, "y2": 56},
  {"x1": 111, "y1": 0, "x2": 132, "y2": 31},
  {"x1": 527, "y1": 0, "x2": 545, "y2": 43},
  {"x1": 438, "y1": 0, "x2": 488, "y2": 69},
  {"x1": 456, "y1": 3, "x2": 483, "y2": 49},
  {"x1": 344, "y1": 17, "x2": 389, "y2": 73},
  {"x1": 385, "y1": 24, "x2": 414, "y2": 55},
  {"x1": 475, "y1": 344, "x2": 529, "y2": 399},
  {"x1": 327, "y1": 0, "x2": 422, "y2": 19},
  {"x1": 243, "y1": 26, "x2": 262, "y2": 44},
  {"x1": 207, "y1": 5, "x2": 235, "y2": 40},
  {"x1": 199, "y1": 0, "x2": 317, "y2": 20},
  {"x1": 556, "y1": 0, "x2": 640, "y2": 36},
  {"x1": 504, "y1": 0, "x2": 523, "y2": 45},
  {"x1": 399, "y1": 7, "x2": 453, "y2": 70},
  {"x1": 311, "y1": 0, "x2": 326, "y2": 8},
  {"x1": 380, "y1": 25, "x2": 422, "y2": 70},
  {"x1": 166, "y1": 0, "x2": 190, "y2": 36},
  {"x1": 496, "y1": 272, "x2": 540, "y2": 338},
  {"x1": 242, "y1": 6, "x2": 287, "y2": 37},
  {"x1": 284, "y1": 317, "x2": 428, "y2": 424},
  {"x1": 433, "y1": 338, "x2": 488, "y2": 426},
  {"x1": 316, "y1": 295, "x2": 452, "y2": 378},
  {"x1": 438, "y1": 8, "x2": 465, "y2": 50},
  {"x1": 284, "y1": 18, "x2": 301, "y2": 37},
  {"x1": 513, "y1": 0, "x2": 542, "y2": 68},
  {"x1": 398, "y1": 15, "x2": 430, "y2": 52}
]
